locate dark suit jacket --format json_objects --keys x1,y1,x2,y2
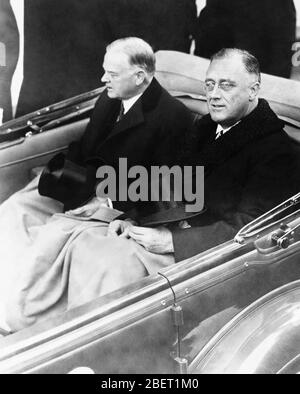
[
  {"x1": 195, "y1": 0, "x2": 296, "y2": 78},
  {"x1": 172, "y1": 99, "x2": 300, "y2": 261},
  {"x1": 43, "y1": 78, "x2": 193, "y2": 211}
]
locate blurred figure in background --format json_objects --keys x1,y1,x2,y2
[
  {"x1": 16, "y1": 0, "x2": 197, "y2": 118},
  {"x1": 195, "y1": 0, "x2": 296, "y2": 78},
  {"x1": 0, "y1": 0, "x2": 19, "y2": 123},
  {"x1": 104, "y1": 0, "x2": 197, "y2": 53}
]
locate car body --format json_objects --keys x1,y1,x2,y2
[{"x1": 0, "y1": 51, "x2": 299, "y2": 374}]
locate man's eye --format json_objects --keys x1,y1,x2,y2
[
  {"x1": 204, "y1": 81, "x2": 235, "y2": 92},
  {"x1": 220, "y1": 82, "x2": 235, "y2": 91},
  {"x1": 205, "y1": 81, "x2": 215, "y2": 91}
]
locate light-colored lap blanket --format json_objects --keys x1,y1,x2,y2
[
  {"x1": 6, "y1": 210, "x2": 117, "y2": 330},
  {"x1": 0, "y1": 176, "x2": 63, "y2": 330},
  {"x1": 0, "y1": 177, "x2": 175, "y2": 331}
]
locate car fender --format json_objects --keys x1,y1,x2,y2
[{"x1": 189, "y1": 279, "x2": 300, "y2": 374}]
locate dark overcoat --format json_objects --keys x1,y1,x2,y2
[
  {"x1": 172, "y1": 99, "x2": 300, "y2": 261},
  {"x1": 41, "y1": 78, "x2": 193, "y2": 211}
]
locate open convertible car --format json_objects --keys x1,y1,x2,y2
[{"x1": 0, "y1": 51, "x2": 300, "y2": 374}]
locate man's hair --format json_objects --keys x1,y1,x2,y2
[
  {"x1": 106, "y1": 37, "x2": 156, "y2": 76},
  {"x1": 211, "y1": 48, "x2": 261, "y2": 83}
]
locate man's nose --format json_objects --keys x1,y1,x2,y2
[
  {"x1": 208, "y1": 84, "x2": 222, "y2": 98},
  {"x1": 101, "y1": 71, "x2": 109, "y2": 83}
]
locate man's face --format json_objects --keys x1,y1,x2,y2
[
  {"x1": 101, "y1": 50, "x2": 141, "y2": 100},
  {"x1": 205, "y1": 55, "x2": 258, "y2": 128}
]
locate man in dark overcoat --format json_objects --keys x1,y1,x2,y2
[
  {"x1": 1, "y1": 38, "x2": 193, "y2": 331},
  {"x1": 38, "y1": 37, "x2": 193, "y2": 212}
]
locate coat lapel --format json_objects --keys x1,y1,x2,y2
[
  {"x1": 108, "y1": 99, "x2": 145, "y2": 139},
  {"x1": 197, "y1": 99, "x2": 284, "y2": 173},
  {"x1": 100, "y1": 77, "x2": 162, "y2": 142}
]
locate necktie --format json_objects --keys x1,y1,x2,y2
[
  {"x1": 215, "y1": 129, "x2": 224, "y2": 140},
  {"x1": 116, "y1": 102, "x2": 124, "y2": 122}
]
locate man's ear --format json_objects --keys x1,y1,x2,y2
[
  {"x1": 135, "y1": 70, "x2": 146, "y2": 86},
  {"x1": 249, "y1": 82, "x2": 260, "y2": 101}
]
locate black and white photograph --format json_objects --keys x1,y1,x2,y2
[{"x1": 0, "y1": 0, "x2": 300, "y2": 376}]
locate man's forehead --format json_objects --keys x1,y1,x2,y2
[
  {"x1": 206, "y1": 55, "x2": 246, "y2": 79},
  {"x1": 103, "y1": 50, "x2": 131, "y2": 69}
]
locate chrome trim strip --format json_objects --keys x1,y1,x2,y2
[
  {"x1": 235, "y1": 193, "x2": 300, "y2": 244},
  {"x1": 0, "y1": 287, "x2": 174, "y2": 373},
  {"x1": 0, "y1": 146, "x2": 68, "y2": 169},
  {"x1": 0, "y1": 137, "x2": 25, "y2": 151},
  {"x1": 277, "y1": 354, "x2": 300, "y2": 374}
]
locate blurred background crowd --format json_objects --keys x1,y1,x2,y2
[{"x1": 0, "y1": 0, "x2": 299, "y2": 123}]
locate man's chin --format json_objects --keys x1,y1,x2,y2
[
  {"x1": 106, "y1": 89, "x2": 118, "y2": 99},
  {"x1": 210, "y1": 113, "x2": 226, "y2": 124}
]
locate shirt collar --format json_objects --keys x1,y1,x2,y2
[
  {"x1": 122, "y1": 92, "x2": 143, "y2": 114},
  {"x1": 216, "y1": 121, "x2": 241, "y2": 137}
]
